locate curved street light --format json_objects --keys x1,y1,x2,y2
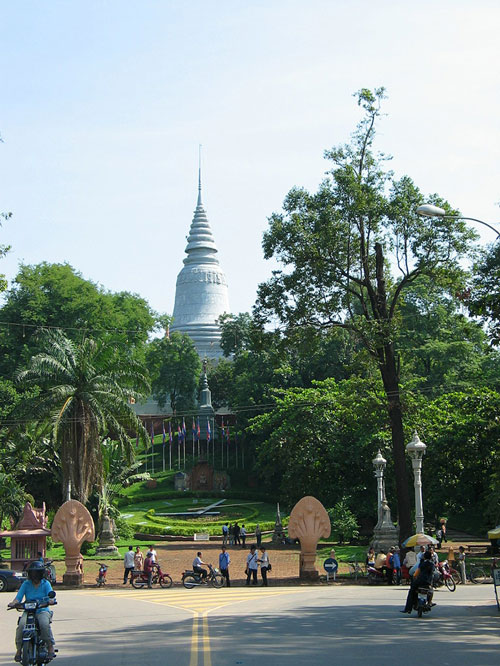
[{"x1": 417, "y1": 204, "x2": 500, "y2": 239}]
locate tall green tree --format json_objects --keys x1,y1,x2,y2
[
  {"x1": 146, "y1": 332, "x2": 202, "y2": 413},
  {"x1": 255, "y1": 88, "x2": 475, "y2": 539},
  {"x1": 469, "y1": 242, "x2": 500, "y2": 345},
  {"x1": 0, "y1": 262, "x2": 157, "y2": 378},
  {"x1": 13, "y1": 328, "x2": 150, "y2": 503}
]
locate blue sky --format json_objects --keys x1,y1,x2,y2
[{"x1": 1, "y1": 0, "x2": 499, "y2": 317}]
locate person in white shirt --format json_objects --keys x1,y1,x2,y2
[
  {"x1": 123, "y1": 546, "x2": 135, "y2": 584},
  {"x1": 149, "y1": 545, "x2": 158, "y2": 563},
  {"x1": 245, "y1": 546, "x2": 258, "y2": 586},
  {"x1": 193, "y1": 552, "x2": 208, "y2": 580},
  {"x1": 258, "y1": 546, "x2": 270, "y2": 586},
  {"x1": 241, "y1": 525, "x2": 247, "y2": 548}
]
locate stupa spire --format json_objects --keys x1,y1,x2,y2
[
  {"x1": 197, "y1": 144, "x2": 202, "y2": 206},
  {"x1": 170, "y1": 156, "x2": 230, "y2": 360}
]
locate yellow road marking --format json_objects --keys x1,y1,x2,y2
[
  {"x1": 202, "y1": 613, "x2": 211, "y2": 666},
  {"x1": 82, "y1": 587, "x2": 303, "y2": 665}
]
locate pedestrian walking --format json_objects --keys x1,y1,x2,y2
[
  {"x1": 241, "y1": 524, "x2": 246, "y2": 548},
  {"x1": 222, "y1": 523, "x2": 229, "y2": 546},
  {"x1": 219, "y1": 546, "x2": 231, "y2": 587},
  {"x1": 392, "y1": 547, "x2": 401, "y2": 585},
  {"x1": 123, "y1": 545, "x2": 135, "y2": 584},
  {"x1": 228, "y1": 523, "x2": 234, "y2": 546},
  {"x1": 144, "y1": 551, "x2": 154, "y2": 588},
  {"x1": 234, "y1": 522, "x2": 241, "y2": 546},
  {"x1": 134, "y1": 546, "x2": 144, "y2": 571},
  {"x1": 440, "y1": 518, "x2": 448, "y2": 543},
  {"x1": 245, "y1": 545, "x2": 258, "y2": 586},
  {"x1": 458, "y1": 546, "x2": 466, "y2": 584},
  {"x1": 258, "y1": 546, "x2": 270, "y2": 586},
  {"x1": 255, "y1": 524, "x2": 262, "y2": 548}
]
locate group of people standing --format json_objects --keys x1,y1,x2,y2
[
  {"x1": 194, "y1": 544, "x2": 271, "y2": 587},
  {"x1": 222, "y1": 523, "x2": 263, "y2": 548}
]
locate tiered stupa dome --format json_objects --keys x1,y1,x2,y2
[{"x1": 170, "y1": 170, "x2": 230, "y2": 359}]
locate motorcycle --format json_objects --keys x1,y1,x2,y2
[
  {"x1": 44, "y1": 561, "x2": 56, "y2": 586},
  {"x1": 96, "y1": 563, "x2": 108, "y2": 587},
  {"x1": 131, "y1": 562, "x2": 173, "y2": 589},
  {"x1": 434, "y1": 560, "x2": 456, "y2": 591},
  {"x1": 182, "y1": 563, "x2": 223, "y2": 589},
  {"x1": 366, "y1": 565, "x2": 393, "y2": 585},
  {"x1": 8, "y1": 591, "x2": 57, "y2": 665},
  {"x1": 416, "y1": 586, "x2": 434, "y2": 618}
]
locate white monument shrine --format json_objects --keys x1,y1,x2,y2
[{"x1": 171, "y1": 167, "x2": 230, "y2": 360}]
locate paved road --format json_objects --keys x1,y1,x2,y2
[{"x1": 1, "y1": 584, "x2": 498, "y2": 665}]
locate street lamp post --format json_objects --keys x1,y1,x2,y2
[
  {"x1": 416, "y1": 205, "x2": 500, "y2": 239},
  {"x1": 372, "y1": 450, "x2": 387, "y2": 528},
  {"x1": 406, "y1": 431, "x2": 427, "y2": 534}
]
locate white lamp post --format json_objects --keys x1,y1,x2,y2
[
  {"x1": 416, "y1": 205, "x2": 500, "y2": 239},
  {"x1": 406, "y1": 431, "x2": 427, "y2": 534},
  {"x1": 372, "y1": 450, "x2": 387, "y2": 527}
]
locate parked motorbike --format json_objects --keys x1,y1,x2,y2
[
  {"x1": 131, "y1": 563, "x2": 172, "y2": 589},
  {"x1": 182, "y1": 563, "x2": 223, "y2": 589},
  {"x1": 8, "y1": 591, "x2": 57, "y2": 665},
  {"x1": 44, "y1": 561, "x2": 56, "y2": 586},
  {"x1": 434, "y1": 560, "x2": 456, "y2": 591},
  {"x1": 366, "y1": 565, "x2": 392, "y2": 585},
  {"x1": 416, "y1": 586, "x2": 434, "y2": 618},
  {"x1": 96, "y1": 563, "x2": 108, "y2": 587}
]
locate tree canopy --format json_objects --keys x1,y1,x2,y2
[
  {"x1": 255, "y1": 88, "x2": 476, "y2": 539},
  {"x1": 13, "y1": 328, "x2": 150, "y2": 502}
]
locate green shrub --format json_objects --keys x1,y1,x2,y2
[{"x1": 327, "y1": 501, "x2": 359, "y2": 544}]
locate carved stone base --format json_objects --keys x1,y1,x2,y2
[
  {"x1": 371, "y1": 525, "x2": 399, "y2": 552},
  {"x1": 299, "y1": 552, "x2": 319, "y2": 579},
  {"x1": 95, "y1": 545, "x2": 119, "y2": 556},
  {"x1": 63, "y1": 572, "x2": 83, "y2": 587}
]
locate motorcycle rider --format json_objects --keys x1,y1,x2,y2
[
  {"x1": 401, "y1": 550, "x2": 435, "y2": 614},
  {"x1": 7, "y1": 561, "x2": 56, "y2": 662},
  {"x1": 193, "y1": 552, "x2": 208, "y2": 581}
]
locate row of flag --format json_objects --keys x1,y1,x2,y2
[{"x1": 137, "y1": 418, "x2": 235, "y2": 447}]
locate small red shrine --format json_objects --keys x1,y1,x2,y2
[{"x1": 0, "y1": 502, "x2": 51, "y2": 571}]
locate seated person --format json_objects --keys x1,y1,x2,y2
[
  {"x1": 193, "y1": 552, "x2": 208, "y2": 580},
  {"x1": 375, "y1": 550, "x2": 387, "y2": 571}
]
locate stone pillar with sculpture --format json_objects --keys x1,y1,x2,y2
[
  {"x1": 288, "y1": 496, "x2": 331, "y2": 579},
  {"x1": 371, "y1": 450, "x2": 399, "y2": 551},
  {"x1": 51, "y1": 500, "x2": 95, "y2": 586}
]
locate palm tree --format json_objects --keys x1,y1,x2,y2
[{"x1": 14, "y1": 328, "x2": 150, "y2": 503}]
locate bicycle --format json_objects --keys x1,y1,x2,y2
[
  {"x1": 451, "y1": 562, "x2": 491, "y2": 584},
  {"x1": 347, "y1": 560, "x2": 365, "y2": 580}
]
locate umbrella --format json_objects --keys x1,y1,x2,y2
[{"x1": 402, "y1": 533, "x2": 439, "y2": 548}]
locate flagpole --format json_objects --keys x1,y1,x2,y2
[
  {"x1": 227, "y1": 427, "x2": 229, "y2": 469},
  {"x1": 151, "y1": 423, "x2": 155, "y2": 475},
  {"x1": 169, "y1": 422, "x2": 172, "y2": 471},
  {"x1": 221, "y1": 421, "x2": 224, "y2": 468},
  {"x1": 162, "y1": 422, "x2": 166, "y2": 473}
]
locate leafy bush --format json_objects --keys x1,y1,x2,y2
[
  {"x1": 114, "y1": 516, "x2": 135, "y2": 540},
  {"x1": 327, "y1": 500, "x2": 359, "y2": 544}
]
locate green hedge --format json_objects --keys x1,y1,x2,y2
[{"x1": 117, "y1": 489, "x2": 276, "y2": 507}]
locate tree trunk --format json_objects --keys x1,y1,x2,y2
[
  {"x1": 374, "y1": 242, "x2": 412, "y2": 541},
  {"x1": 380, "y1": 351, "x2": 412, "y2": 541}
]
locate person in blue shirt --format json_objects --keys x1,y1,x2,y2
[
  {"x1": 8, "y1": 561, "x2": 56, "y2": 662},
  {"x1": 219, "y1": 546, "x2": 231, "y2": 587}
]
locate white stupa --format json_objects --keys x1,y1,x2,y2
[{"x1": 170, "y1": 167, "x2": 230, "y2": 359}]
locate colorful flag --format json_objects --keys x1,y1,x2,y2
[
  {"x1": 151, "y1": 422, "x2": 154, "y2": 447},
  {"x1": 221, "y1": 417, "x2": 225, "y2": 439},
  {"x1": 226, "y1": 425, "x2": 230, "y2": 444},
  {"x1": 182, "y1": 418, "x2": 186, "y2": 441},
  {"x1": 192, "y1": 418, "x2": 196, "y2": 439},
  {"x1": 169, "y1": 421, "x2": 172, "y2": 445},
  {"x1": 196, "y1": 417, "x2": 201, "y2": 440},
  {"x1": 178, "y1": 425, "x2": 182, "y2": 442},
  {"x1": 207, "y1": 418, "x2": 211, "y2": 443}
]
